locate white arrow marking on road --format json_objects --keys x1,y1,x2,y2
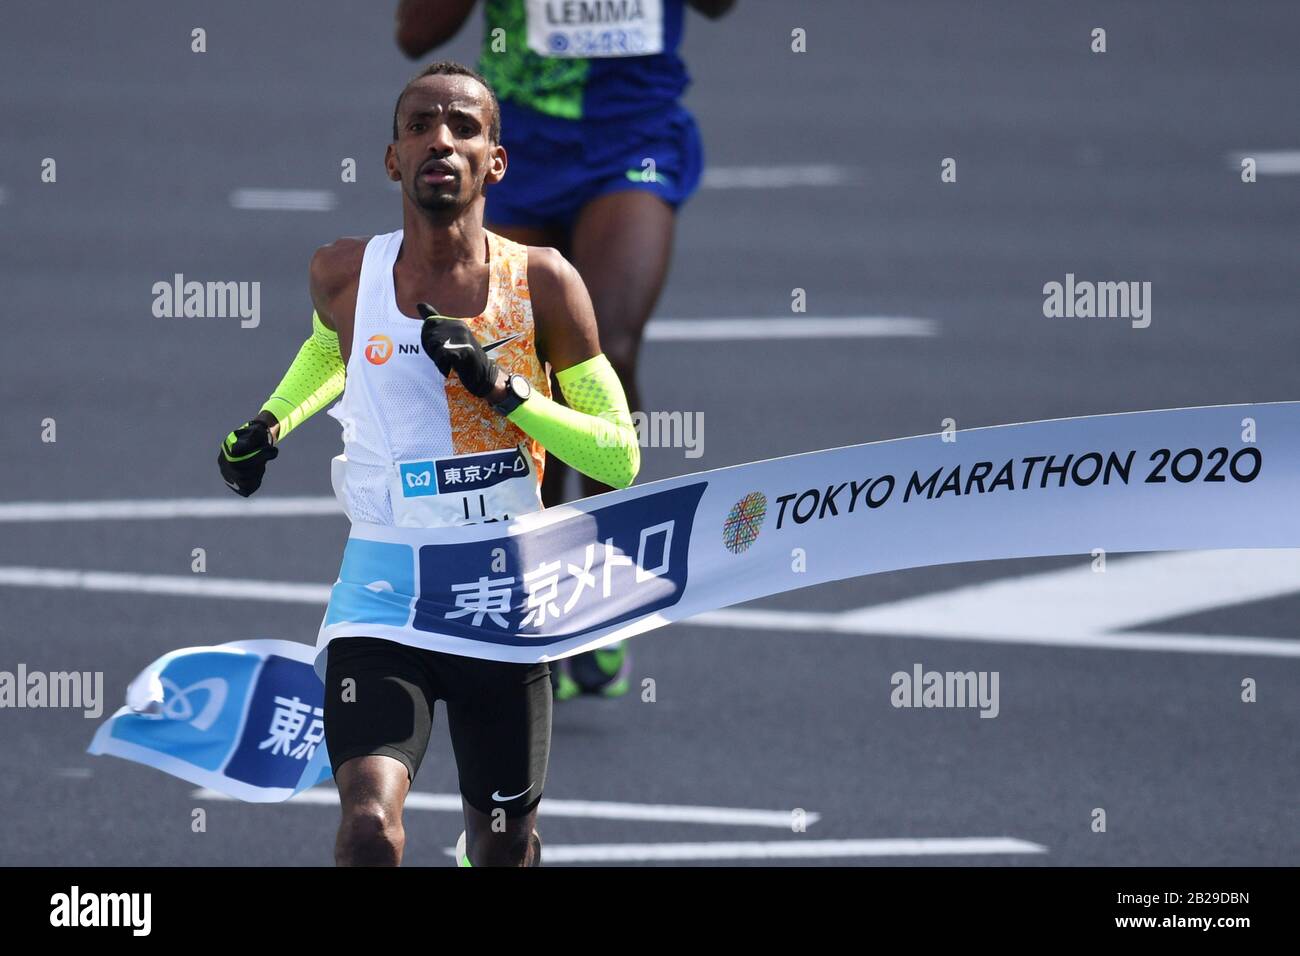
[
  {"x1": 832, "y1": 549, "x2": 1300, "y2": 650},
  {"x1": 194, "y1": 788, "x2": 818, "y2": 828},
  {"x1": 444, "y1": 837, "x2": 1047, "y2": 863}
]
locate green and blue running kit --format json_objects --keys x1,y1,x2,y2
[{"x1": 479, "y1": 0, "x2": 704, "y2": 228}]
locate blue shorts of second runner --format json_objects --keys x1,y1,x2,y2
[{"x1": 486, "y1": 99, "x2": 705, "y2": 230}]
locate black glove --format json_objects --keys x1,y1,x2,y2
[
  {"x1": 418, "y1": 301, "x2": 499, "y2": 398},
  {"x1": 218, "y1": 419, "x2": 279, "y2": 497}
]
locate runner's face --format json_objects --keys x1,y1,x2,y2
[{"x1": 388, "y1": 76, "x2": 502, "y2": 213}]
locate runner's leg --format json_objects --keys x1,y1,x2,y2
[
  {"x1": 442, "y1": 655, "x2": 552, "y2": 866},
  {"x1": 334, "y1": 756, "x2": 411, "y2": 866},
  {"x1": 546, "y1": 190, "x2": 677, "y2": 692},
  {"x1": 567, "y1": 189, "x2": 676, "y2": 499},
  {"x1": 324, "y1": 637, "x2": 436, "y2": 866},
  {"x1": 462, "y1": 800, "x2": 543, "y2": 866}
]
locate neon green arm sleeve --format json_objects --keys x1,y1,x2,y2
[
  {"x1": 258, "y1": 312, "x2": 347, "y2": 441},
  {"x1": 506, "y1": 353, "x2": 641, "y2": 489}
]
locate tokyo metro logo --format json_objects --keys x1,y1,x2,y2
[
  {"x1": 157, "y1": 676, "x2": 228, "y2": 730},
  {"x1": 364, "y1": 334, "x2": 394, "y2": 365}
]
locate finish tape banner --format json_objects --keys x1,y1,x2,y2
[
  {"x1": 316, "y1": 401, "x2": 1300, "y2": 666},
  {"x1": 90, "y1": 402, "x2": 1300, "y2": 800},
  {"x1": 88, "y1": 640, "x2": 331, "y2": 802}
]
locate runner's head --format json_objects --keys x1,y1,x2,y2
[{"x1": 387, "y1": 61, "x2": 504, "y2": 215}]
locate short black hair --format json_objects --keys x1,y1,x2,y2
[{"x1": 392, "y1": 61, "x2": 501, "y2": 144}]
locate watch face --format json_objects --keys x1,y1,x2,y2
[{"x1": 510, "y1": 375, "x2": 531, "y2": 401}]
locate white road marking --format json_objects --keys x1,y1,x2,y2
[
  {"x1": 832, "y1": 549, "x2": 1300, "y2": 654},
  {"x1": 645, "y1": 316, "x2": 937, "y2": 341},
  {"x1": 194, "y1": 788, "x2": 818, "y2": 827},
  {"x1": 444, "y1": 837, "x2": 1047, "y2": 863},
  {"x1": 691, "y1": 607, "x2": 1300, "y2": 657},
  {"x1": 702, "y1": 164, "x2": 855, "y2": 189},
  {"x1": 2, "y1": 548, "x2": 1298, "y2": 656},
  {"x1": 0, "y1": 496, "x2": 341, "y2": 521},
  {"x1": 0, "y1": 566, "x2": 330, "y2": 604},
  {"x1": 230, "y1": 188, "x2": 336, "y2": 212},
  {"x1": 1230, "y1": 150, "x2": 1300, "y2": 175}
]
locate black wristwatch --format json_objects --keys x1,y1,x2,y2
[{"x1": 491, "y1": 373, "x2": 532, "y2": 415}]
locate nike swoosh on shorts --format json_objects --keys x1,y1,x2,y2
[{"x1": 491, "y1": 783, "x2": 534, "y2": 803}]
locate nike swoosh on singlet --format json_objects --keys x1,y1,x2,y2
[
  {"x1": 482, "y1": 331, "x2": 523, "y2": 354},
  {"x1": 440, "y1": 332, "x2": 521, "y2": 355},
  {"x1": 491, "y1": 783, "x2": 534, "y2": 803}
]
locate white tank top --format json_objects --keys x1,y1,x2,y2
[{"x1": 327, "y1": 229, "x2": 552, "y2": 528}]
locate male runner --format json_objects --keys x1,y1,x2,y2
[
  {"x1": 216, "y1": 61, "x2": 640, "y2": 866},
  {"x1": 395, "y1": 0, "x2": 734, "y2": 699}
]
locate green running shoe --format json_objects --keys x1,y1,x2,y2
[
  {"x1": 575, "y1": 642, "x2": 631, "y2": 698},
  {"x1": 550, "y1": 662, "x2": 583, "y2": 702}
]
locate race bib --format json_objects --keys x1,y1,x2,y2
[
  {"x1": 388, "y1": 445, "x2": 542, "y2": 528},
  {"x1": 526, "y1": 0, "x2": 664, "y2": 58}
]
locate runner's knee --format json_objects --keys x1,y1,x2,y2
[
  {"x1": 598, "y1": 335, "x2": 640, "y2": 380},
  {"x1": 336, "y1": 799, "x2": 404, "y2": 865}
]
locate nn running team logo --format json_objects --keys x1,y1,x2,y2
[
  {"x1": 722, "y1": 491, "x2": 767, "y2": 554},
  {"x1": 364, "y1": 334, "x2": 394, "y2": 365}
]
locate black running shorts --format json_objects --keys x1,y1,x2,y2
[{"x1": 323, "y1": 636, "x2": 551, "y2": 817}]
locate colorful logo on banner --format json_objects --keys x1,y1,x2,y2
[{"x1": 722, "y1": 491, "x2": 767, "y2": 553}]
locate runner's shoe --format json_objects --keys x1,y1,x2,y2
[
  {"x1": 455, "y1": 829, "x2": 542, "y2": 866},
  {"x1": 568, "y1": 641, "x2": 631, "y2": 698},
  {"x1": 550, "y1": 659, "x2": 584, "y2": 701}
]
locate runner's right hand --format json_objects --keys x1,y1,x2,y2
[{"x1": 218, "y1": 419, "x2": 279, "y2": 496}]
